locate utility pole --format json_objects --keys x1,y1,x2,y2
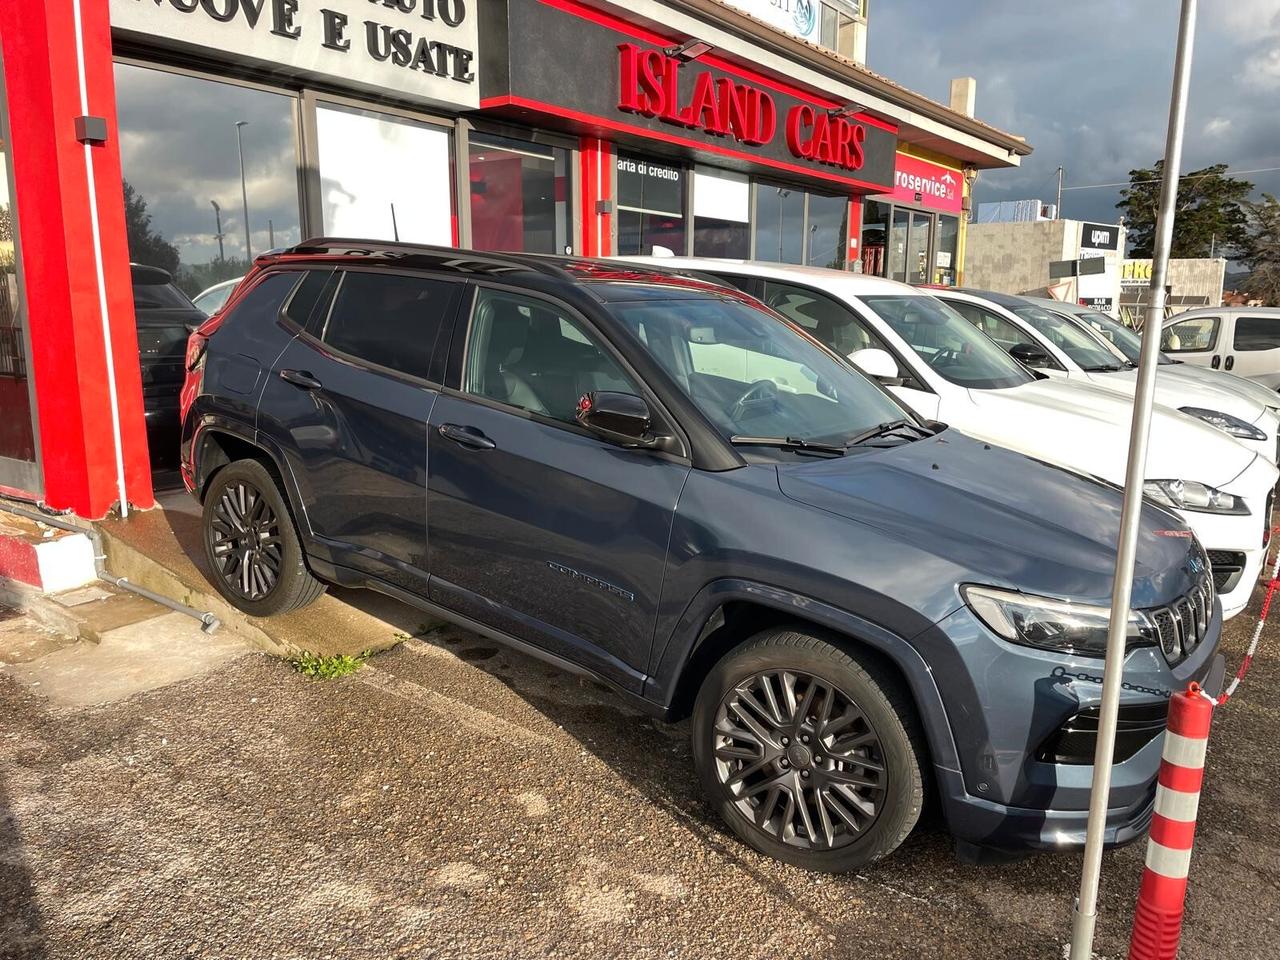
[
  {"x1": 1056, "y1": 166, "x2": 1064, "y2": 219},
  {"x1": 210, "y1": 200, "x2": 225, "y2": 262},
  {"x1": 235, "y1": 120, "x2": 251, "y2": 261},
  {"x1": 1068, "y1": 0, "x2": 1198, "y2": 956}
]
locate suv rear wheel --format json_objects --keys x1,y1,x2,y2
[
  {"x1": 691, "y1": 628, "x2": 924, "y2": 872},
  {"x1": 201, "y1": 459, "x2": 326, "y2": 616}
]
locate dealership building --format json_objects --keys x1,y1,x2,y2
[{"x1": 0, "y1": 0, "x2": 1030, "y2": 518}]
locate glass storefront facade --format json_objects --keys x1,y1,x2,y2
[
  {"x1": 469, "y1": 133, "x2": 571, "y2": 255},
  {"x1": 862, "y1": 198, "x2": 962, "y2": 285},
  {"x1": 616, "y1": 153, "x2": 687, "y2": 257}
]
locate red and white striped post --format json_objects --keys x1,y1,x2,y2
[{"x1": 1128, "y1": 682, "x2": 1214, "y2": 960}]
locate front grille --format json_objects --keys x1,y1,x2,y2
[
  {"x1": 1038, "y1": 702, "x2": 1170, "y2": 765},
  {"x1": 1144, "y1": 570, "x2": 1214, "y2": 666},
  {"x1": 1206, "y1": 550, "x2": 1246, "y2": 593}
]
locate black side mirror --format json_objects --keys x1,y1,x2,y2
[
  {"x1": 1009, "y1": 342, "x2": 1052, "y2": 368},
  {"x1": 576, "y1": 391, "x2": 664, "y2": 448}
]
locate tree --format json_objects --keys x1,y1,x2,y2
[
  {"x1": 1116, "y1": 162, "x2": 1252, "y2": 259},
  {"x1": 122, "y1": 179, "x2": 179, "y2": 275},
  {"x1": 1240, "y1": 194, "x2": 1280, "y2": 306}
]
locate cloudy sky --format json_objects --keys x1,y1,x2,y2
[{"x1": 869, "y1": 0, "x2": 1280, "y2": 225}]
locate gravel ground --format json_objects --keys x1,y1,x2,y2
[{"x1": 0, "y1": 586, "x2": 1277, "y2": 960}]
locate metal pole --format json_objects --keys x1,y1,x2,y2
[
  {"x1": 210, "y1": 200, "x2": 225, "y2": 261},
  {"x1": 235, "y1": 120, "x2": 252, "y2": 261},
  {"x1": 1056, "y1": 166, "x2": 1064, "y2": 219},
  {"x1": 1068, "y1": 1, "x2": 1198, "y2": 957}
]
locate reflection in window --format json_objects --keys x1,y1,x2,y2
[
  {"x1": 0, "y1": 58, "x2": 37, "y2": 484},
  {"x1": 806, "y1": 192, "x2": 848, "y2": 270},
  {"x1": 755, "y1": 185, "x2": 804, "y2": 264},
  {"x1": 935, "y1": 215, "x2": 959, "y2": 286},
  {"x1": 316, "y1": 103, "x2": 453, "y2": 246},
  {"x1": 469, "y1": 134, "x2": 570, "y2": 254},
  {"x1": 114, "y1": 62, "x2": 302, "y2": 299},
  {"x1": 617, "y1": 154, "x2": 686, "y2": 256},
  {"x1": 693, "y1": 168, "x2": 749, "y2": 258},
  {"x1": 861, "y1": 200, "x2": 889, "y2": 276}
]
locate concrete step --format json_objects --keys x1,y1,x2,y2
[{"x1": 0, "y1": 578, "x2": 174, "y2": 645}]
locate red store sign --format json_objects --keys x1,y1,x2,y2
[{"x1": 884, "y1": 153, "x2": 964, "y2": 213}]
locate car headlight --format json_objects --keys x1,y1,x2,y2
[
  {"x1": 1179, "y1": 406, "x2": 1267, "y2": 441},
  {"x1": 1143, "y1": 479, "x2": 1249, "y2": 515},
  {"x1": 962, "y1": 585, "x2": 1153, "y2": 657}
]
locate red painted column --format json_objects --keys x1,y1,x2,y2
[
  {"x1": 0, "y1": 1, "x2": 153, "y2": 517},
  {"x1": 579, "y1": 137, "x2": 614, "y2": 257},
  {"x1": 848, "y1": 195, "x2": 863, "y2": 272}
]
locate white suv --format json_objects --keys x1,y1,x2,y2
[{"x1": 621, "y1": 258, "x2": 1278, "y2": 619}]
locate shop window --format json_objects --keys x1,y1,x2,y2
[
  {"x1": 755, "y1": 185, "x2": 805, "y2": 264},
  {"x1": 0, "y1": 58, "x2": 37, "y2": 489},
  {"x1": 617, "y1": 154, "x2": 687, "y2": 256},
  {"x1": 469, "y1": 134, "x2": 571, "y2": 255},
  {"x1": 316, "y1": 102, "x2": 453, "y2": 246},
  {"x1": 806, "y1": 192, "x2": 848, "y2": 270},
  {"x1": 861, "y1": 200, "x2": 890, "y2": 276},
  {"x1": 693, "y1": 169, "x2": 750, "y2": 259},
  {"x1": 934, "y1": 215, "x2": 959, "y2": 286},
  {"x1": 114, "y1": 63, "x2": 303, "y2": 299}
]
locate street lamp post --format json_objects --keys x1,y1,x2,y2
[
  {"x1": 210, "y1": 200, "x2": 225, "y2": 262},
  {"x1": 235, "y1": 120, "x2": 251, "y2": 261}
]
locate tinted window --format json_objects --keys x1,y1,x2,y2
[
  {"x1": 464, "y1": 289, "x2": 638, "y2": 423},
  {"x1": 133, "y1": 281, "x2": 196, "y2": 310},
  {"x1": 1161, "y1": 316, "x2": 1219, "y2": 353},
  {"x1": 608, "y1": 292, "x2": 909, "y2": 446},
  {"x1": 761, "y1": 280, "x2": 892, "y2": 358},
  {"x1": 223, "y1": 272, "x2": 300, "y2": 330},
  {"x1": 1010, "y1": 305, "x2": 1124, "y2": 370},
  {"x1": 946, "y1": 300, "x2": 1037, "y2": 350},
  {"x1": 1233, "y1": 315, "x2": 1280, "y2": 352},
  {"x1": 319, "y1": 272, "x2": 458, "y2": 381},
  {"x1": 861, "y1": 294, "x2": 1035, "y2": 389},
  {"x1": 282, "y1": 269, "x2": 332, "y2": 330}
]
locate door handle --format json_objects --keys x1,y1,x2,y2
[
  {"x1": 438, "y1": 423, "x2": 496, "y2": 450},
  {"x1": 1225, "y1": 355, "x2": 1235, "y2": 371},
  {"x1": 1211, "y1": 355, "x2": 1221, "y2": 369},
  {"x1": 279, "y1": 368, "x2": 323, "y2": 390}
]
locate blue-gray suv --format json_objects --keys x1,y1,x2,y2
[{"x1": 180, "y1": 241, "x2": 1224, "y2": 871}]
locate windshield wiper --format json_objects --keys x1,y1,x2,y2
[
  {"x1": 845, "y1": 418, "x2": 933, "y2": 447},
  {"x1": 729, "y1": 435, "x2": 848, "y2": 456}
]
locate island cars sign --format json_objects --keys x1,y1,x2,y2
[{"x1": 109, "y1": 0, "x2": 479, "y2": 111}]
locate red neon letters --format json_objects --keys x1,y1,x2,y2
[{"x1": 785, "y1": 104, "x2": 866, "y2": 171}]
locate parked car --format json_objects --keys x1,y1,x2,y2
[
  {"x1": 193, "y1": 277, "x2": 242, "y2": 317},
  {"x1": 622, "y1": 257, "x2": 1277, "y2": 618},
  {"x1": 1033, "y1": 298, "x2": 1280, "y2": 413},
  {"x1": 183, "y1": 240, "x2": 1224, "y2": 871},
  {"x1": 1159, "y1": 307, "x2": 1280, "y2": 389},
  {"x1": 131, "y1": 263, "x2": 205, "y2": 469},
  {"x1": 932, "y1": 288, "x2": 1280, "y2": 464}
]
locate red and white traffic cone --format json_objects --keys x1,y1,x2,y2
[{"x1": 1128, "y1": 681, "x2": 1214, "y2": 960}]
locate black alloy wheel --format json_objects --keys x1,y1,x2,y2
[
  {"x1": 209, "y1": 479, "x2": 283, "y2": 602},
  {"x1": 712, "y1": 669, "x2": 886, "y2": 850}
]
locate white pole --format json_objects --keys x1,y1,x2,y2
[{"x1": 1068, "y1": 1, "x2": 1198, "y2": 957}]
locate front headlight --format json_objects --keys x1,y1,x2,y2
[
  {"x1": 1143, "y1": 479, "x2": 1249, "y2": 515},
  {"x1": 1180, "y1": 406, "x2": 1267, "y2": 441},
  {"x1": 963, "y1": 585, "x2": 1154, "y2": 657}
]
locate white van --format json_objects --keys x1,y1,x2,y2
[{"x1": 1161, "y1": 308, "x2": 1280, "y2": 389}]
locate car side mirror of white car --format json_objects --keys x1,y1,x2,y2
[{"x1": 848, "y1": 348, "x2": 903, "y2": 386}]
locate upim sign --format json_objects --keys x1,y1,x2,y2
[
  {"x1": 110, "y1": 0, "x2": 479, "y2": 110},
  {"x1": 616, "y1": 43, "x2": 870, "y2": 173}
]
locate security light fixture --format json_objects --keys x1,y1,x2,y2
[
  {"x1": 827, "y1": 103, "x2": 866, "y2": 119},
  {"x1": 664, "y1": 38, "x2": 713, "y2": 61}
]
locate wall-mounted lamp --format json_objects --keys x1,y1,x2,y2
[
  {"x1": 664, "y1": 38, "x2": 714, "y2": 61},
  {"x1": 827, "y1": 103, "x2": 866, "y2": 120}
]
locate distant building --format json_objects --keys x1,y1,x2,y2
[
  {"x1": 975, "y1": 199, "x2": 1058, "y2": 223},
  {"x1": 719, "y1": 0, "x2": 869, "y2": 63}
]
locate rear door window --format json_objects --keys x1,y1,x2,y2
[
  {"x1": 317, "y1": 271, "x2": 460, "y2": 382},
  {"x1": 1233, "y1": 315, "x2": 1280, "y2": 352}
]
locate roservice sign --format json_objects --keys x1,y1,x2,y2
[{"x1": 880, "y1": 153, "x2": 963, "y2": 214}]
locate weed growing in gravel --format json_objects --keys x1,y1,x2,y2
[{"x1": 290, "y1": 650, "x2": 371, "y2": 680}]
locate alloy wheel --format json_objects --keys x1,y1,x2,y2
[
  {"x1": 208, "y1": 480, "x2": 283, "y2": 601},
  {"x1": 712, "y1": 669, "x2": 886, "y2": 850}
]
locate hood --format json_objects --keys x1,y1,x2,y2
[
  {"x1": 777, "y1": 430, "x2": 1206, "y2": 608},
  {"x1": 1162, "y1": 363, "x2": 1280, "y2": 414},
  {"x1": 955, "y1": 379, "x2": 1257, "y2": 489},
  {"x1": 1084, "y1": 366, "x2": 1272, "y2": 428}
]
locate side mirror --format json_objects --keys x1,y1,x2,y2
[
  {"x1": 848, "y1": 348, "x2": 903, "y2": 386},
  {"x1": 576, "y1": 391, "x2": 664, "y2": 448},
  {"x1": 1009, "y1": 342, "x2": 1052, "y2": 368}
]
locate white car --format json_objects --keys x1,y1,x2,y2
[
  {"x1": 621, "y1": 257, "x2": 1278, "y2": 619},
  {"x1": 1159, "y1": 307, "x2": 1280, "y2": 389},
  {"x1": 192, "y1": 277, "x2": 242, "y2": 317},
  {"x1": 933, "y1": 288, "x2": 1280, "y2": 465}
]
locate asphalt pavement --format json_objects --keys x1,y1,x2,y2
[{"x1": 0, "y1": 584, "x2": 1277, "y2": 960}]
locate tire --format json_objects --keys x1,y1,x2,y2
[
  {"x1": 201, "y1": 458, "x2": 326, "y2": 617},
  {"x1": 691, "y1": 628, "x2": 925, "y2": 872}
]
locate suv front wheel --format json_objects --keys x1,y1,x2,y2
[
  {"x1": 692, "y1": 628, "x2": 925, "y2": 872},
  {"x1": 201, "y1": 458, "x2": 326, "y2": 617}
]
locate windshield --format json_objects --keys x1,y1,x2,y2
[
  {"x1": 860, "y1": 295, "x2": 1034, "y2": 389},
  {"x1": 606, "y1": 295, "x2": 911, "y2": 447},
  {"x1": 1010, "y1": 305, "x2": 1125, "y2": 370},
  {"x1": 133, "y1": 280, "x2": 196, "y2": 311},
  {"x1": 1068, "y1": 309, "x2": 1172, "y2": 366}
]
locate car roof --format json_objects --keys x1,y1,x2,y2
[
  {"x1": 130, "y1": 263, "x2": 174, "y2": 284},
  {"x1": 946, "y1": 287, "x2": 1034, "y2": 309},
  {"x1": 263, "y1": 239, "x2": 738, "y2": 303},
  {"x1": 616, "y1": 256, "x2": 925, "y2": 297}
]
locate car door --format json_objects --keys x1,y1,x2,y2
[
  {"x1": 1227, "y1": 313, "x2": 1280, "y2": 388},
  {"x1": 1160, "y1": 314, "x2": 1223, "y2": 371},
  {"x1": 938, "y1": 298, "x2": 1071, "y2": 379},
  {"x1": 426, "y1": 284, "x2": 690, "y2": 690},
  {"x1": 257, "y1": 267, "x2": 462, "y2": 593}
]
